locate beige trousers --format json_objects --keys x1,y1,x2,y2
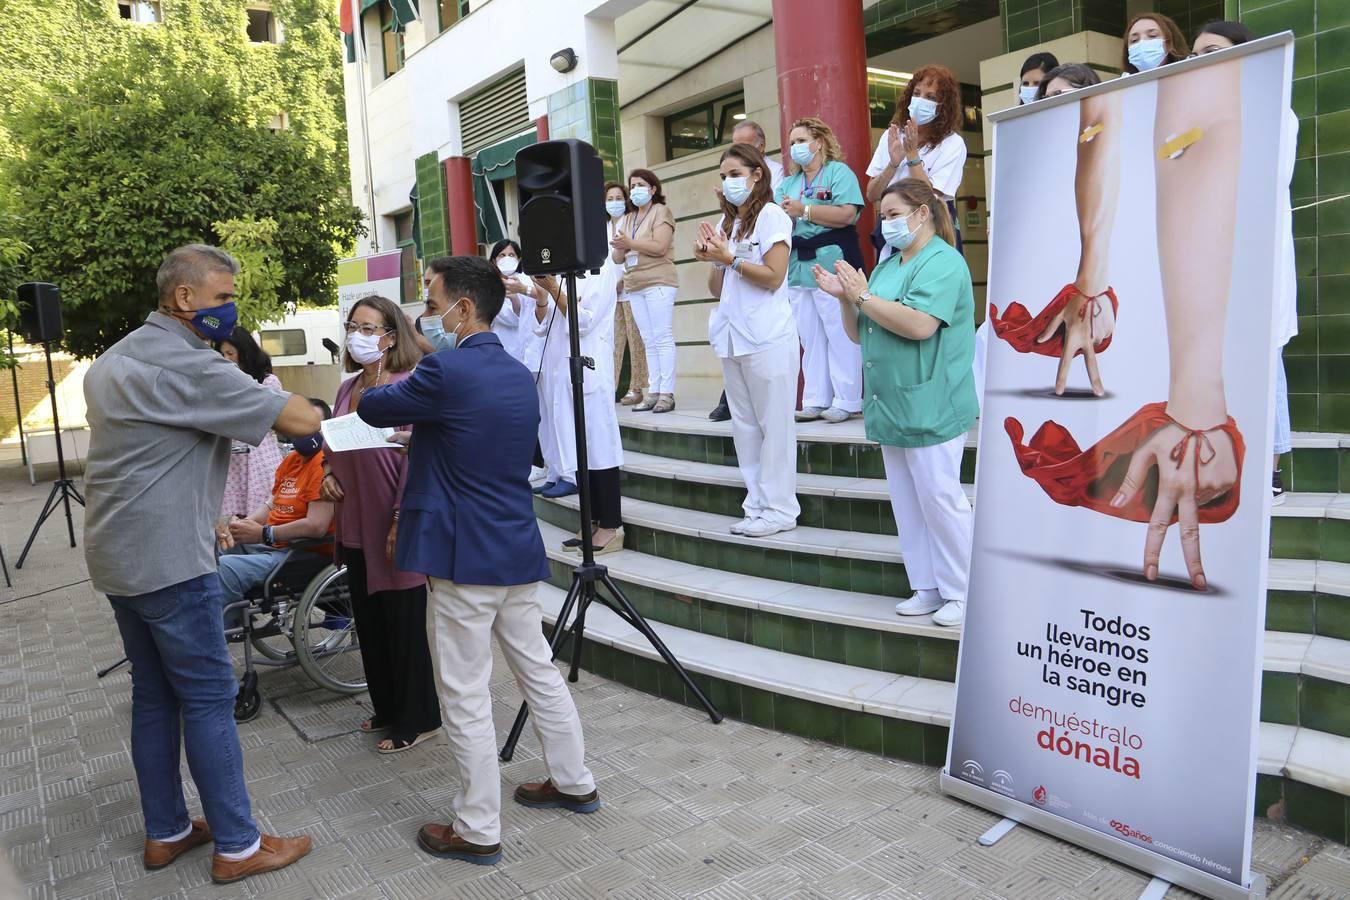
[
  {"x1": 612, "y1": 300, "x2": 647, "y2": 395},
  {"x1": 425, "y1": 578, "x2": 595, "y2": 845}
]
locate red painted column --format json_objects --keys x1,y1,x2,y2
[
  {"x1": 772, "y1": 0, "x2": 874, "y2": 267},
  {"x1": 535, "y1": 115, "x2": 550, "y2": 143},
  {"x1": 444, "y1": 156, "x2": 477, "y2": 256}
]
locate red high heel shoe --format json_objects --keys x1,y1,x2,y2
[
  {"x1": 1004, "y1": 402, "x2": 1244, "y2": 524},
  {"x1": 989, "y1": 283, "x2": 1119, "y2": 358}
]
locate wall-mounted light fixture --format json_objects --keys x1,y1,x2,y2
[{"x1": 550, "y1": 48, "x2": 578, "y2": 74}]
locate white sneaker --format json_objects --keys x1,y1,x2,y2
[
  {"x1": 729, "y1": 517, "x2": 756, "y2": 535},
  {"x1": 740, "y1": 518, "x2": 795, "y2": 538},
  {"x1": 895, "y1": 589, "x2": 943, "y2": 616},
  {"x1": 529, "y1": 466, "x2": 548, "y2": 484},
  {"x1": 820, "y1": 407, "x2": 853, "y2": 424},
  {"x1": 795, "y1": 406, "x2": 825, "y2": 422},
  {"x1": 932, "y1": 599, "x2": 966, "y2": 627}
]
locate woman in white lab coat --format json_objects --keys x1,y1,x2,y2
[
  {"x1": 532, "y1": 251, "x2": 625, "y2": 554},
  {"x1": 488, "y1": 239, "x2": 534, "y2": 363}
]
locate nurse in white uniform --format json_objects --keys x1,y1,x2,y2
[
  {"x1": 695, "y1": 142, "x2": 799, "y2": 539},
  {"x1": 533, "y1": 248, "x2": 625, "y2": 553}
]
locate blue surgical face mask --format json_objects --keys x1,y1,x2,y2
[
  {"x1": 605, "y1": 200, "x2": 627, "y2": 218},
  {"x1": 1019, "y1": 85, "x2": 1039, "y2": 105},
  {"x1": 1128, "y1": 37, "x2": 1167, "y2": 71},
  {"x1": 908, "y1": 96, "x2": 938, "y2": 126},
  {"x1": 177, "y1": 301, "x2": 237, "y2": 342},
  {"x1": 881, "y1": 209, "x2": 921, "y2": 251},
  {"x1": 722, "y1": 176, "x2": 752, "y2": 206},
  {"x1": 630, "y1": 186, "x2": 652, "y2": 207},
  {"x1": 292, "y1": 433, "x2": 323, "y2": 458},
  {"x1": 419, "y1": 299, "x2": 463, "y2": 352},
  {"x1": 789, "y1": 141, "x2": 815, "y2": 167}
]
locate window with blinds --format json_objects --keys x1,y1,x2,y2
[{"x1": 459, "y1": 68, "x2": 529, "y2": 156}]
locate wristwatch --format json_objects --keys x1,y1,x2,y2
[
  {"x1": 262, "y1": 525, "x2": 275, "y2": 547},
  {"x1": 854, "y1": 291, "x2": 873, "y2": 309},
  {"x1": 904, "y1": 157, "x2": 924, "y2": 168}
]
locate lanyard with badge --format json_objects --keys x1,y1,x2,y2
[
  {"x1": 624, "y1": 208, "x2": 651, "y2": 271},
  {"x1": 798, "y1": 166, "x2": 833, "y2": 204},
  {"x1": 729, "y1": 220, "x2": 756, "y2": 263}
]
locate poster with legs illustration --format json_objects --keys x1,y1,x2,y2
[{"x1": 943, "y1": 33, "x2": 1293, "y2": 900}]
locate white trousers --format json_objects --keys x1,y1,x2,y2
[
  {"x1": 537, "y1": 377, "x2": 563, "y2": 482},
  {"x1": 881, "y1": 434, "x2": 972, "y2": 602},
  {"x1": 790, "y1": 286, "x2": 861, "y2": 412},
  {"x1": 625, "y1": 285, "x2": 677, "y2": 394},
  {"x1": 721, "y1": 340, "x2": 801, "y2": 528},
  {"x1": 425, "y1": 578, "x2": 595, "y2": 845}
]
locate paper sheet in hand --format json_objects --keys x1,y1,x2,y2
[{"x1": 320, "y1": 412, "x2": 396, "y2": 452}]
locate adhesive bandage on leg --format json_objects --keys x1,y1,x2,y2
[
  {"x1": 1158, "y1": 128, "x2": 1203, "y2": 160},
  {"x1": 1079, "y1": 123, "x2": 1103, "y2": 143}
]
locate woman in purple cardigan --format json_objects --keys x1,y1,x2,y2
[{"x1": 320, "y1": 296, "x2": 441, "y2": 753}]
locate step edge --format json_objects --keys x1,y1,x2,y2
[
  {"x1": 540, "y1": 520, "x2": 960, "y2": 641},
  {"x1": 540, "y1": 495, "x2": 1348, "y2": 597}
]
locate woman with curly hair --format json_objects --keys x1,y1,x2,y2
[
  {"x1": 694, "y1": 143, "x2": 798, "y2": 538},
  {"x1": 776, "y1": 116, "x2": 865, "y2": 425},
  {"x1": 865, "y1": 64, "x2": 968, "y2": 258}
]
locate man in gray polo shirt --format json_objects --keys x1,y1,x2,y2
[{"x1": 83, "y1": 244, "x2": 320, "y2": 885}]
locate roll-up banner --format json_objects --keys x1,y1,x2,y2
[{"x1": 943, "y1": 33, "x2": 1294, "y2": 900}]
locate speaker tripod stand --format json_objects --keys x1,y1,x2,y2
[
  {"x1": 16, "y1": 340, "x2": 84, "y2": 569},
  {"x1": 499, "y1": 269, "x2": 722, "y2": 761}
]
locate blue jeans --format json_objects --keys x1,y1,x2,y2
[
  {"x1": 218, "y1": 544, "x2": 288, "y2": 625},
  {"x1": 107, "y1": 573, "x2": 259, "y2": 852}
]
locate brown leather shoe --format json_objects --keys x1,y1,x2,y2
[
  {"x1": 416, "y1": 823, "x2": 502, "y2": 865},
  {"x1": 513, "y1": 778, "x2": 601, "y2": 813},
  {"x1": 210, "y1": 833, "x2": 312, "y2": 885},
  {"x1": 143, "y1": 819, "x2": 212, "y2": 870}
]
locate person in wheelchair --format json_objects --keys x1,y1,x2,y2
[{"x1": 217, "y1": 398, "x2": 336, "y2": 620}]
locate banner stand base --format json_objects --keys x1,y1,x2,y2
[
  {"x1": 978, "y1": 818, "x2": 1018, "y2": 847},
  {"x1": 940, "y1": 772, "x2": 1268, "y2": 900},
  {"x1": 1140, "y1": 878, "x2": 1172, "y2": 900}
]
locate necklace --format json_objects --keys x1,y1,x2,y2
[{"x1": 352, "y1": 357, "x2": 385, "y2": 408}]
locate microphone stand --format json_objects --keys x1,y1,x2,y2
[{"x1": 500, "y1": 268, "x2": 722, "y2": 761}]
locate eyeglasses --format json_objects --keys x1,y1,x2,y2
[{"x1": 343, "y1": 322, "x2": 393, "y2": 337}]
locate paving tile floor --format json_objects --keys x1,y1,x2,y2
[{"x1": 2, "y1": 465, "x2": 1349, "y2": 899}]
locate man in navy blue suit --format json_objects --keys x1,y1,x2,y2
[{"x1": 357, "y1": 256, "x2": 599, "y2": 867}]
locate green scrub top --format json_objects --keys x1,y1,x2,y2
[
  {"x1": 775, "y1": 160, "x2": 865, "y2": 288},
  {"x1": 860, "y1": 236, "x2": 979, "y2": 448}
]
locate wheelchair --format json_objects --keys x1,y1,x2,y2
[{"x1": 222, "y1": 538, "x2": 366, "y2": 722}]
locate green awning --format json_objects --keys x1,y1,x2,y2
[
  {"x1": 471, "y1": 131, "x2": 537, "y2": 246},
  {"x1": 471, "y1": 131, "x2": 537, "y2": 183},
  {"x1": 346, "y1": 0, "x2": 418, "y2": 61}
]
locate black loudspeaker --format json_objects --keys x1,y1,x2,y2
[
  {"x1": 18, "y1": 282, "x2": 63, "y2": 344},
  {"x1": 516, "y1": 139, "x2": 607, "y2": 275}
]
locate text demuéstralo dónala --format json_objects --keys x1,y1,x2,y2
[{"x1": 1017, "y1": 609, "x2": 1152, "y2": 709}]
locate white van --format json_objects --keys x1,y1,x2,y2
[{"x1": 258, "y1": 308, "x2": 344, "y2": 401}]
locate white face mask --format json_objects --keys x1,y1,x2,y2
[
  {"x1": 496, "y1": 256, "x2": 519, "y2": 276},
  {"x1": 346, "y1": 331, "x2": 385, "y2": 365}
]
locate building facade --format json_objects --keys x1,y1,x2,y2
[{"x1": 341, "y1": 0, "x2": 1349, "y2": 431}]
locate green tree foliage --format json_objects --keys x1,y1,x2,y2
[{"x1": 0, "y1": 0, "x2": 360, "y2": 358}]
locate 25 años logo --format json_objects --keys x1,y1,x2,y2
[{"x1": 1109, "y1": 819, "x2": 1153, "y2": 844}]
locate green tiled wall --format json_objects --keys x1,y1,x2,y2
[
  {"x1": 1155, "y1": 0, "x2": 1230, "y2": 35},
  {"x1": 546, "y1": 78, "x2": 622, "y2": 183},
  {"x1": 864, "y1": 0, "x2": 999, "y2": 57},
  {"x1": 1003, "y1": 0, "x2": 1126, "y2": 51},
  {"x1": 414, "y1": 151, "x2": 450, "y2": 262},
  {"x1": 1233, "y1": 0, "x2": 1350, "y2": 433}
]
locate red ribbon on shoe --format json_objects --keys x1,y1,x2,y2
[
  {"x1": 1004, "y1": 402, "x2": 1244, "y2": 524},
  {"x1": 989, "y1": 284, "x2": 1119, "y2": 358}
]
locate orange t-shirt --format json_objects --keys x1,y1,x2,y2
[{"x1": 266, "y1": 451, "x2": 334, "y2": 547}]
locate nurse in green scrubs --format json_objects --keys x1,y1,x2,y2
[{"x1": 812, "y1": 180, "x2": 977, "y2": 627}]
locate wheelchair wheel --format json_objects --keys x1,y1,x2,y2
[
  {"x1": 250, "y1": 606, "x2": 297, "y2": 662},
  {"x1": 293, "y1": 565, "x2": 366, "y2": 695},
  {"x1": 235, "y1": 671, "x2": 262, "y2": 723}
]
